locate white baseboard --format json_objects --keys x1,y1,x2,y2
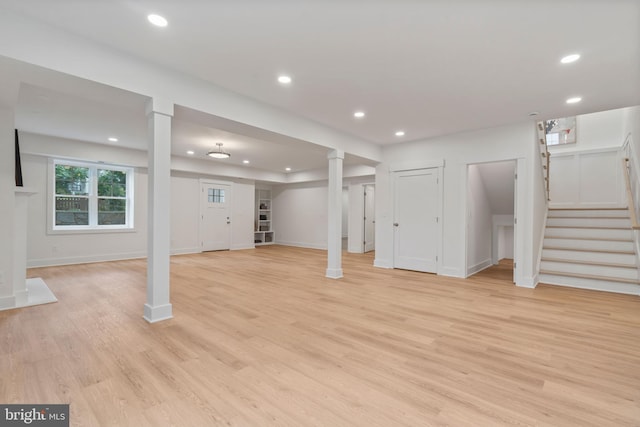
[
  {"x1": 325, "y1": 268, "x2": 344, "y2": 279},
  {"x1": 27, "y1": 251, "x2": 147, "y2": 268},
  {"x1": 440, "y1": 266, "x2": 464, "y2": 278},
  {"x1": 373, "y1": 258, "x2": 392, "y2": 269},
  {"x1": 171, "y1": 247, "x2": 201, "y2": 255},
  {"x1": 276, "y1": 241, "x2": 328, "y2": 250},
  {"x1": 0, "y1": 295, "x2": 16, "y2": 310},
  {"x1": 516, "y1": 275, "x2": 538, "y2": 288},
  {"x1": 143, "y1": 303, "x2": 173, "y2": 323},
  {"x1": 231, "y1": 244, "x2": 255, "y2": 251},
  {"x1": 466, "y1": 259, "x2": 492, "y2": 277}
]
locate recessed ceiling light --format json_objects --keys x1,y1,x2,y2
[
  {"x1": 285, "y1": 167, "x2": 292, "y2": 172},
  {"x1": 395, "y1": 131, "x2": 405, "y2": 137},
  {"x1": 354, "y1": 111, "x2": 365, "y2": 118},
  {"x1": 528, "y1": 111, "x2": 539, "y2": 116},
  {"x1": 186, "y1": 150, "x2": 194, "y2": 155},
  {"x1": 108, "y1": 137, "x2": 118, "y2": 142},
  {"x1": 278, "y1": 75, "x2": 292, "y2": 84},
  {"x1": 243, "y1": 160, "x2": 250, "y2": 164},
  {"x1": 561, "y1": 54, "x2": 580, "y2": 64},
  {"x1": 147, "y1": 14, "x2": 168, "y2": 27},
  {"x1": 566, "y1": 97, "x2": 582, "y2": 104}
]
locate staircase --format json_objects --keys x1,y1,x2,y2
[{"x1": 539, "y1": 208, "x2": 640, "y2": 295}]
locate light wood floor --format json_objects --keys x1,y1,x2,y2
[{"x1": 2, "y1": 246, "x2": 639, "y2": 426}]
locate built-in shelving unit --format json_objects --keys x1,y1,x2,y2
[{"x1": 254, "y1": 189, "x2": 274, "y2": 246}]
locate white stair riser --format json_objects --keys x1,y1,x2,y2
[
  {"x1": 548, "y1": 209, "x2": 629, "y2": 218},
  {"x1": 542, "y1": 249, "x2": 636, "y2": 265},
  {"x1": 538, "y1": 274, "x2": 640, "y2": 295},
  {"x1": 543, "y1": 238, "x2": 634, "y2": 252},
  {"x1": 545, "y1": 228, "x2": 633, "y2": 240},
  {"x1": 546, "y1": 217, "x2": 631, "y2": 228},
  {"x1": 540, "y1": 261, "x2": 638, "y2": 280}
]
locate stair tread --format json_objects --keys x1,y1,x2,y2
[
  {"x1": 544, "y1": 236, "x2": 633, "y2": 242},
  {"x1": 548, "y1": 207, "x2": 628, "y2": 211},
  {"x1": 547, "y1": 216, "x2": 630, "y2": 219},
  {"x1": 542, "y1": 246, "x2": 635, "y2": 255},
  {"x1": 541, "y1": 257, "x2": 637, "y2": 269},
  {"x1": 539, "y1": 270, "x2": 640, "y2": 285},
  {"x1": 546, "y1": 225, "x2": 631, "y2": 230}
]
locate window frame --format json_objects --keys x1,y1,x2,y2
[{"x1": 48, "y1": 159, "x2": 135, "y2": 234}]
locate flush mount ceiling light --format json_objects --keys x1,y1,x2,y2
[
  {"x1": 243, "y1": 160, "x2": 250, "y2": 164},
  {"x1": 566, "y1": 96, "x2": 582, "y2": 104},
  {"x1": 395, "y1": 130, "x2": 405, "y2": 137},
  {"x1": 278, "y1": 75, "x2": 292, "y2": 84},
  {"x1": 561, "y1": 54, "x2": 580, "y2": 64},
  {"x1": 148, "y1": 14, "x2": 168, "y2": 27},
  {"x1": 207, "y1": 143, "x2": 231, "y2": 159},
  {"x1": 186, "y1": 150, "x2": 194, "y2": 155},
  {"x1": 354, "y1": 111, "x2": 365, "y2": 118},
  {"x1": 285, "y1": 167, "x2": 292, "y2": 172},
  {"x1": 108, "y1": 137, "x2": 118, "y2": 142}
]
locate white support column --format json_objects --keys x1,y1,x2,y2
[
  {"x1": 0, "y1": 108, "x2": 16, "y2": 310},
  {"x1": 13, "y1": 188, "x2": 36, "y2": 306},
  {"x1": 326, "y1": 149, "x2": 344, "y2": 279},
  {"x1": 144, "y1": 98, "x2": 174, "y2": 323}
]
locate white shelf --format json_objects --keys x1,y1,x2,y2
[{"x1": 255, "y1": 189, "x2": 274, "y2": 246}]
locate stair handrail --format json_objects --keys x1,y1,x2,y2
[
  {"x1": 536, "y1": 121, "x2": 551, "y2": 201},
  {"x1": 622, "y1": 158, "x2": 639, "y2": 229},
  {"x1": 621, "y1": 132, "x2": 640, "y2": 230}
]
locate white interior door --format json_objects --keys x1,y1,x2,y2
[
  {"x1": 200, "y1": 181, "x2": 231, "y2": 251},
  {"x1": 393, "y1": 169, "x2": 439, "y2": 272},
  {"x1": 364, "y1": 184, "x2": 375, "y2": 252}
]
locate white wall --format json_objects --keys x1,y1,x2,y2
[
  {"x1": 20, "y1": 134, "x2": 255, "y2": 267},
  {"x1": 230, "y1": 180, "x2": 255, "y2": 250},
  {"x1": 498, "y1": 226, "x2": 514, "y2": 260},
  {"x1": 376, "y1": 121, "x2": 540, "y2": 285},
  {"x1": 272, "y1": 182, "x2": 328, "y2": 249},
  {"x1": 467, "y1": 165, "x2": 493, "y2": 275},
  {"x1": 549, "y1": 148, "x2": 624, "y2": 208},
  {"x1": 548, "y1": 107, "x2": 625, "y2": 155},
  {"x1": 342, "y1": 187, "x2": 349, "y2": 237}
]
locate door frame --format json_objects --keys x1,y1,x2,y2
[
  {"x1": 199, "y1": 179, "x2": 233, "y2": 252},
  {"x1": 463, "y1": 158, "x2": 523, "y2": 284},
  {"x1": 391, "y1": 165, "x2": 443, "y2": 273}
]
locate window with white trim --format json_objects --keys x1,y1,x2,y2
[{"x1": 51, "y1": 160, "x2": 134, "y2": 231}]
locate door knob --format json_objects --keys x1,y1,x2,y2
[{"x1": 393, "y1": 222, "x2": 399, "y2": 227}]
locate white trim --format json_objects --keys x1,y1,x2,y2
[
  {"x1": 48, "y1": 158, "x2": 135, "y2": 233},
  {"x1": 373, "y1": 258, "x2": 393, "y2": 268},
  {"x1": 276, "y1": 241, "x2": 327, "y2": 250},
  {"x1": 27, "y1": 251, "x2": 146, "y2": 268},
  {"x1": 440, "y1": 267, "x2": 464, "y2": 277},
  {"x1": 0, "y1": 295, "x2": 17, "y2": 311},
  {"x1": 389, "y1": 158, "x2": 444, "y2": 172},
  {"x1": 231, "y1": 244, "x2": 255, "y2": 251},
  {"x1": 171, "y1": 247, "x2": 201, "y2": 256},
  {"x1": 467, "y1": 259, "x2": 493, "y2": 276},
  {"x1": 325, "y1": 268, "x2": 344, "y2": 279},
  {"x1": 516, "y1": 276, "x2": 538, "y2": 289},
  {"x1": 143, "y1": 303, "x2": 174, "y2": 323}
]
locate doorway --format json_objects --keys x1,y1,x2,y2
[
  {"x1": 465, "y1": 160, "x2": 516, "y2": 281},
  {"x1": 199, "y1": 180, "x2": 232, "y2": 251}
]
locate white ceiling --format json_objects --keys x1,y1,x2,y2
[{"x1": 2, "y1": 1, "x2": 640, "y2": 173}]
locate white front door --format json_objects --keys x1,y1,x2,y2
[
  {"x1": 200, "y1": 181, "x2": 231, "y2": 251},
  {"x1": 364, "y1": 184, "x2": 375, "y2": 253},
  {"x1": 393, "y1": 169, "x2": 439, "y2": 272}
]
